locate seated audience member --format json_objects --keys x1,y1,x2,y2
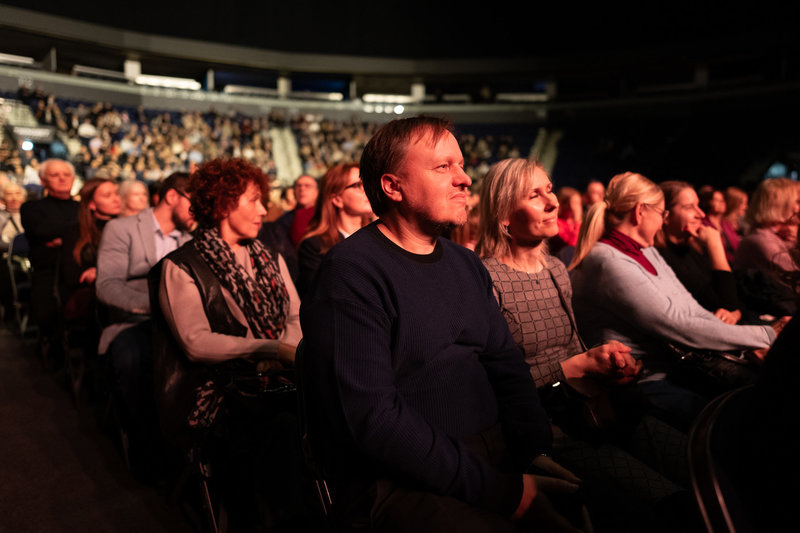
[
  {"x1": 95, "y1": 172, "x2": 194, "y2": 475},
  {"x1": 655, "y1": 181, "x2": 743, "y2": 324},
  {"x1": 60, "y1": 178, "x2": 121, "y2": 342},
  {"x1": 155, "y1": 157, "x2": 303, "y2": 530},
  {"x1": 581, "y1": 179, "x2": 605, "y2": 212},
  {"x1": 723, "y1": 186, "x2": 749, "y2": 235},
  {"x1": 476, "y1": 158, "x2": 701, "y2": 532},
  {"x1": 301, "y1": 116, "x2": 586, "y2": 532},
  {"x1": 735, "y1": 177, "x2": 800, "y2": 292},
  {"x1": 20, "y1": 159, "x2": 80, "y2": 358},
  {"x1": 450, "y1": 198, "x2": 480, "y2": 251},
  {"x1": 698, "y1": 186, "x2": 739, "y2": 265},
  {"x1": 1, "y1": 182, "x2": 25, "y2": 321},
  {"x1": 568, "y1": 172, "x2": 785, "y2": 429},
  {"x1": 118, "y1": 179, "x2": 150, "y2": 217},
  {"x1": 550, "y1": 186, "x2": 582, "y2": 257},
  {"x1": 297, "y1": 162, "x2": 372, "y2": 298},
  {"x1": 277, "y1": 174, "x2": 318, "y2": 245},
  {"x1": 0, "y1": 182, "x2": 24, "y2": 254}
]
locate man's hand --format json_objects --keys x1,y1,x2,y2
[{"x1": 513, "y1": 459, "x2": 586, "y2": 532}]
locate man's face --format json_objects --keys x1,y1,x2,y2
[
  {"x1": 170, "y1": 189, "x2": 195, "y2": 232},
  {"x1": 294, "y1": 176, "x2": 318, "y2": 209},
  {"x1": 43, "y1": 161, "x2": 75, "y2": 199},
  {"x1": 394, "y1": 130, "x2": 471, "y2": 231}
]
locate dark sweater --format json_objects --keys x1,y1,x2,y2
[
  {"x1": 300, "y1": 221, "x2": 551, "y2": 517},
  {"x1": 657, "y1": 240, "x2": 740, "y2": 313},
  {"x1": 20, "y1": 196, "x2": 79, "y2": 272}
]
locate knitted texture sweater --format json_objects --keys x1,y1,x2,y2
[{"x1": 300, "y1": 222, "x2": 552, "y2": 517}]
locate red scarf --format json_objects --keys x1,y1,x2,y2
[{"x1": 599, "y1": 229, "x2": 657, "y2": 275}]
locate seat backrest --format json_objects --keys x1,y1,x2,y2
[
  {"x1": 147, "y1": 257, "x2": 206, "y2": 451},
  {"x1": 688, "y1": 385, "x2": 757, "y2": 533},
  {"x1": 294, "y1": 339, "x2": 336, "y2": 523},
  {"x1": 9, "y1": 232, "x2": 29, "y2": 257}
]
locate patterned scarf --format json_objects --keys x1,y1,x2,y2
[{"x1": 192, "y1": 227, "x2": 289, "y2": 339}]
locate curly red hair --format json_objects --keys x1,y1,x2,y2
[{"x1": 188, "y1": 158, "x2": 269, "y2": 230}]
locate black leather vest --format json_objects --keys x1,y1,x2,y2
[{"x1": 162, "y1": 243, "x2": 248, "y2": 338}]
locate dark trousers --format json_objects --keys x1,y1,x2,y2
[
  {"x1": 359, "y1": 425, "x2": 521, "y2": 533},
  {"x1": 30, "y1": 269, "x2": 59, "y2": 338},
  {"x1": 110, "y1": 319, "x2": 154, "y2": 422}
]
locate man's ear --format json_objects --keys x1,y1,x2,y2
[
  {"x1": 381, "y1": 173, "x2": 402, "y2": 203},
  {"x1": 164, "y1": 188, "x2": 179, "y2": 206}
]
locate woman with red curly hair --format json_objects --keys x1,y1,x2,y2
[{"x1": 155, "y1": 157, "x2": 304, "y2": 530}]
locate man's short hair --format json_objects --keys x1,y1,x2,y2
[
  {"x1": 38, "y1": 158, "x2": 75, "y2": 180},
  {"x1": 157, "y1": 172, "x2": 190, "y2": 205},
  {"x1": 360, "y1": 115, "x2": 454, "y2": 217}
]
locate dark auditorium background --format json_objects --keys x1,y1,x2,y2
[
  {"x1": 1, "y1": 1, "x2": 800, "y2": 531},
  {"x1": 2, "y1": 2, "x2": 800, "y2": 190}
]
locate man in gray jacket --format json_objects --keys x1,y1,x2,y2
[{"x1": 96, "y1": 171, "x2": 193, "y2": 476}]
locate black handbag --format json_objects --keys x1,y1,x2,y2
[{"x1": 666, "y1": 342, "x2": 758, "y2": 397}]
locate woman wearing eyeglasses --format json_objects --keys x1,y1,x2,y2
[
  {"x1": 296, "y1": 162, "x2": 373, "y2": 298},
  {"x1": 569, "y1": 172, "x2": 782, "y2": 429}
]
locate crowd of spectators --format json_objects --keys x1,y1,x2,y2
[
  {"x1": 3, "y1": 96, "x2": 798, "y2": 532},
  {"x1": 2, "y1": 88, "x2": 527, "y2": 209}
]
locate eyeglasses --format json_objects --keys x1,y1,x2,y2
[
  {"x1": 343, "y1": 181, "x2": 364, "y2": 191},
  {"x1": 644, "y1": 203, "x2": 668, "y2": 221},
  {"x1": 175, "y1": 189, "x2": 191, "y2": 201}
]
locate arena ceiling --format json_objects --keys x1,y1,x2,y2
[{"x1": 1, "y1": 1, "x2": 796, "y2": 61}]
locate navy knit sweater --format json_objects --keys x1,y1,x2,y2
[{"x1": 300, "y1": 221, "x2": 552, "y2": 517}]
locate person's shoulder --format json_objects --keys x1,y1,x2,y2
[
  {"x1": 546, "y1": 254, "x2": 568, "y2": 275},
  {"x1": 298, "y1": 234, "x2": 324, "y2": 253},
  {"x1": 327, "y1": 222, "x2": 381, "y2": 257}
]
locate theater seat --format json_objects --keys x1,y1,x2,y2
[
  {"x1": 688, "y1": 385, "x2": 757, "y2": 533},
  {"x1": 7, "y1": 233, "x2": 34, "y2": 337}
]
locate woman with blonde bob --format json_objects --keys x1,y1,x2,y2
[
  {"x1": 477, "y1": 159, "x2": 703, "y2": 530},
  {"x1": 477, "y1": 159, "x2": 639, "y2": 387},
  {"x1": 297, "y1": 162, "x2": 372, "y2": 298},
  {"x1": 569, "y1": 172, "x2": 783, "y2": 428},
  {"x1": 734, "y1": 177, "x2": 800, "y2": 289}
]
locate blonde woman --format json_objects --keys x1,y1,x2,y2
[
  {"x1": 569, "y1": 172, "x2": 783, "y2": 428},
  {"x1": 118, "y1": 179, "x2": 150, "y2": 217},
  {"x1": 735, "y1": 177, "x2": 800, "y2": 289},
  {"x1": 477, "y1": 159, "x2": 702, "y2": 531}
]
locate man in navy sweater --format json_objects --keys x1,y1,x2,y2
[{"x1": 301, "y1": 116, "x2": 581, "y2": 532}]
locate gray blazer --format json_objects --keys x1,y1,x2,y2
[{"x1": 96, "y1": 208, "x2": 192, "y2": 352}]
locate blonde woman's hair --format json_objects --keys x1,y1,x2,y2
[
  {"x1": 745, "y1": 177, "x2": 799, "y2": 229},
  {"x1": 569, "y1": 171, "x2": 663, "y2": 270},
  {"x1": 475, "y1": 158, "x2": 547, "y2": 260}
]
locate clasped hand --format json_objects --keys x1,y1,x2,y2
[{"x1": 569, "y1": 340, "x2": 640, "y2": 384}]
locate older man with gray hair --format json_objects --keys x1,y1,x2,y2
[{"x1": 20, "y1": 159, "x2": 79, "y2": 358}]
